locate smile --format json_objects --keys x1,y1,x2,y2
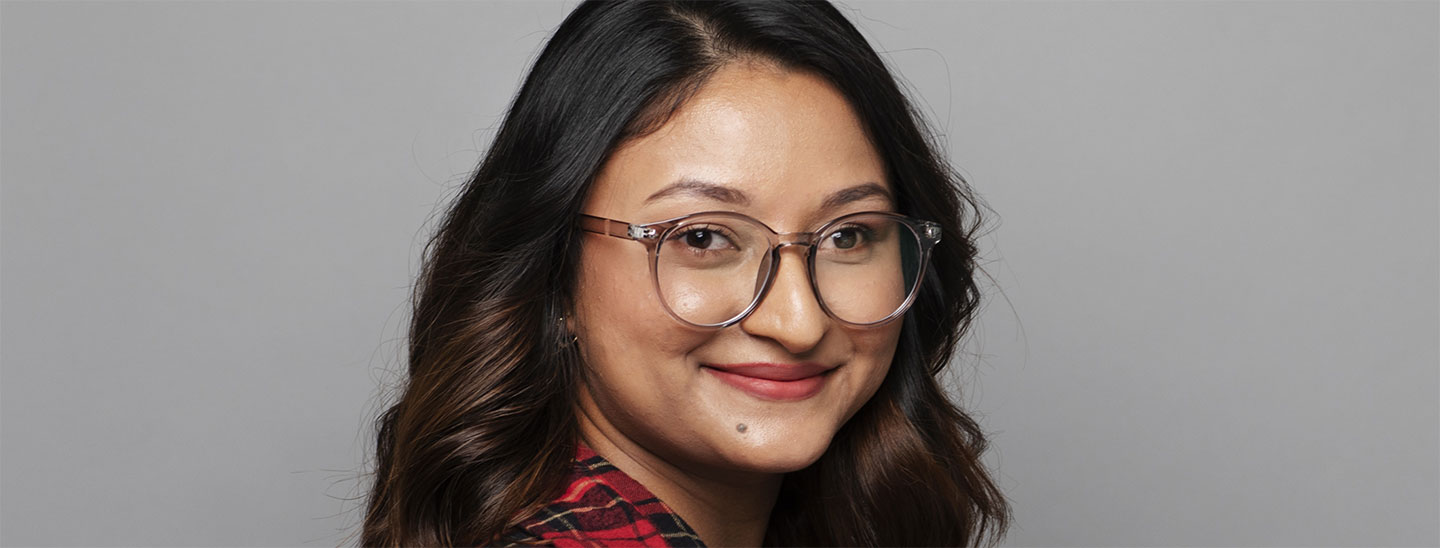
[{"x1": 701, "y1": 362, "x2": 834, "y2": 401}]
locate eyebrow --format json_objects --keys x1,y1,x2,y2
[
  {"x1": 643, "y1": 179, "x2": 751, "y2": 206},
  {"x1": 820, "y1": 182, "x2": 893, "y2": 211},
  {"x1": 642, "y1": 179, "x2": 893, "y2": 210}
]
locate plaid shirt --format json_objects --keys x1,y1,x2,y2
[{"x1": 497, "y1": 444, "x2": 707, "y2": 547}]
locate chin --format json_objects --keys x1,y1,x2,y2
[{"x1": 721, "y1": 427, "x2": 836, "y2": 474}]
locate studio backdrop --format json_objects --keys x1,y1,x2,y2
[{"x1": 2, "y1": 1, "x2": 1436, "y2": 546}]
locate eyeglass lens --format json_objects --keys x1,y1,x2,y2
[{"x1": 654, "y1": 214, "x2": 922, "y2": 326}]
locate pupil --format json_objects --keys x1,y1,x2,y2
[
  {"x1": 686, "y1": 230, "x2": 711, "y2": 248},
  {"x1": 833, "y1": 230, "x2": 857, "y2": 249}
]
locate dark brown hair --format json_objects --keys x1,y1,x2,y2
[{"x1": 363, "y1": 1, "x2": 1009, "y2": 545}]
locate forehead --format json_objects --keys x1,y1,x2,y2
[{"x1": 585, "y1": 61, "x2": 890, "y2": 226}]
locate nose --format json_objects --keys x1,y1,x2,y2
[{"x1": 738, "y1": 246, "x2": 829, "y2": 353}]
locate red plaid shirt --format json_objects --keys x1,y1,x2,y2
[{"x1": 497, "y1": 444, "x2": 707, "y2": 547}]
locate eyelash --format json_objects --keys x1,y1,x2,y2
[{"x1": 670, "y1": 225, "x2": 737, "y2": 252}]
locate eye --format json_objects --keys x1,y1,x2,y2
[
  {"x1": 685, "y1": 228, "x2": 714, "y2": 249},
  {"x1": 674, "y1": 225, "x2": 736, "y2": 251},
  {"x1": 826, "y1": 226, "x2": 871, "y2": 250}
]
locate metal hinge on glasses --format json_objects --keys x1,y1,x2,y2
[
  {"x1": 627, "y1": 225, "x2": 658, "y2": 240},
  {"x1": 922, "y1": 222, "x2": 942, "y2": 242}
]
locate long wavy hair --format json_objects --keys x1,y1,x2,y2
[{"x1": 363, "y1": 1, "x2": 1009, "y2": 545}]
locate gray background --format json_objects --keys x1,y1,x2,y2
[{"x1": 2, "y1": 1, "x2": 1436, "y2": 546}]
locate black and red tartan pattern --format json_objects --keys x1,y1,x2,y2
[{"x1": 497, "y1": 444, "x2": 708, "y2": 547}]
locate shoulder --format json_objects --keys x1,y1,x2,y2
[{"x1": 496, "y1": 445, "x2": 706, "y2": 548}]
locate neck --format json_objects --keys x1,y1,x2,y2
[{"x1": 577, "y1": 408, "x2": 782, "y2": 547}]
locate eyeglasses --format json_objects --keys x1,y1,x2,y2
[{"x1": 578, "y1": 210, "x2": 941, "y2": 329}]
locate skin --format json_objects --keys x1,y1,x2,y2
[{"x1": 571, "y1": 60, "x2": 903, "y2": 547}]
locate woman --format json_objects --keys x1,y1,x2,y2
[{"x1": 363, "y1": 1, "x2": 1009, "y2": 545}]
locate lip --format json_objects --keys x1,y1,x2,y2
[{"x1": 702, "y1": 362, "x2": 834, "y2": 401}]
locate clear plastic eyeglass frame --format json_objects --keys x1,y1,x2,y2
[{"x1": 577, "y1": 210, "x2": 942, "y2": 329}]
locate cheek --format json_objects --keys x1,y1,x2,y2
[
  {"x1": 577, "y1": 243, "x2": 661, "y2": 339},
  {"x1": 847, "y1": 323, "x2": 904, "y2": 406},
  {"x1": 572, "y1": 242, "x2": 724, "y2": 452},
  {"x1": 572, "y1": 242, "x2": 709, "y2": 379}
]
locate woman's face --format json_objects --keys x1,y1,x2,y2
[{"x1": 572, "y1": 61, "x2": 902, "y2": 475}]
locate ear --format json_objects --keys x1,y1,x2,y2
[
  {"x1": 564, "y1": 315, "x2": 577, "y2": 336},
  {"x1": 555, "y1": 294, "x2": 578, "y2": 345},
  {"x1": 548, "y1": 297, "x2": 578, "y2": 342},
  {"x1": 558, "y1": 297, "x2": 577, "y2": 334}
]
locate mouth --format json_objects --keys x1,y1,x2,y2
[{"x1": 701, "y1": 362, "x2": 835, "y2": 401}]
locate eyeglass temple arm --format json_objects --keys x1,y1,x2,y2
[{"x1": 577, "y1": 214, "x2": 658, "y2": 241}]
